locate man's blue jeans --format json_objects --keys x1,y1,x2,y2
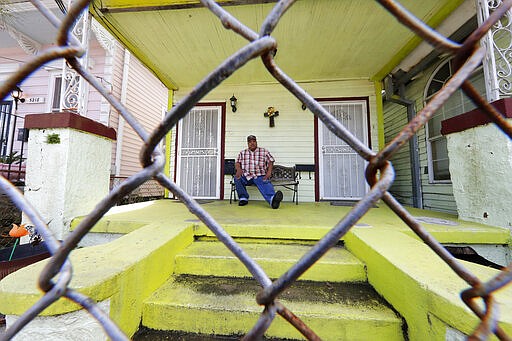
[{"x1": 234, "y1": 175, "x2": 276, "y2": 204}]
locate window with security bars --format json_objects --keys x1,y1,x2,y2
[{"x1": 424, "y1": 59, "x2": 486, "y2": 183}]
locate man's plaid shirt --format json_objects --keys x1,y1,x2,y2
[{"x1": 237, "y1": 147, "x2": 275, "y2": 180}]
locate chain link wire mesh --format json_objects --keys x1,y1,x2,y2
[
  {"x1": 0, "y1": 0, "x2": 511, "y2": 340},
  {"x1": 110, "y1": 176, "x2": 164, "y2": 205}
]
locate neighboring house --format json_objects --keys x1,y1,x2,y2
[{"x1": 0, "y1": 0, "x2": 168, "y2": 196}]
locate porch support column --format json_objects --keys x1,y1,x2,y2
[
  {"x1": 60, "y1": 1, "x2": 91, "y2": 115},
  {"x1": 23, "y1": 112, "x2": 116, "y2": 240},
  {"x1": 476, "y1": 0, "x2": 512, "y2": 101},
  {"x1": 441, "y1": 98, "x2": 512, "y2": 231}
]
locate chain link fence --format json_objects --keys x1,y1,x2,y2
[{"x1": 0, "y1": 0, "x2": 511, "y2": 340}]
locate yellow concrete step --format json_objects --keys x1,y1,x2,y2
[
  {"x1": 174, "y1": 241, "x2": 366, "y2": 282},
  {"x1": 141, "y1": 275, "x2": 404, "y2": 341}
]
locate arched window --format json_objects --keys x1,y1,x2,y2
[{"x1": 424, "y1": 58, "x2": 486, "y2": 183}]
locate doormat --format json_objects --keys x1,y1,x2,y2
[
  {"x1": 196, "y1": 200, "x2": 214, "y2": 205},
  {"x1": 330, "y1": 201, "x2": 378, "y2": 208}
]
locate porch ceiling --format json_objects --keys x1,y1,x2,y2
[
  {"x1": 90, "y1": 0, "x2": 465, "y2": 90},
  {"x1": 0, "y1": 1, "x2": 63, "y2": 49}
]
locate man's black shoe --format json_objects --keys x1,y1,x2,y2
[
  {"x1": 271, "y1": 191, "x2": 283, "y2": 209},
  {"x1": 239, "y1": 200, "x2": 248, "y2": 206}
]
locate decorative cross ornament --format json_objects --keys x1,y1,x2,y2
[{"x1": 264, "y1": 106, "x2": 279, "y2": 127}]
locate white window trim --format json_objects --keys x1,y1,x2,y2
[
  {"x1": 424, "y1": 59, "x2": 451, "y2": 184},
  {"x1": 423, "y1": 58, "x2": 485, "y2": 184}
]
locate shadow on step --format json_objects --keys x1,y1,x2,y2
[{"x1": 133, "y1": 327, "x2": 295, "y2": 340}]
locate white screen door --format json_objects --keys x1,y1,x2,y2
[
  {"x1": 318, "y1": 100, "x2": 369, "y2": 200},
  {"x1": 176, "y1": 105, "x2": 221, "y2": 199}
]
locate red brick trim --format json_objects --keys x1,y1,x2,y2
[
  {"x1": 441, "y1": 98, "x2": 512, "y2": 135},
  {"x1": 24, "y1": 112, "x2": 117, "y2": 140}
]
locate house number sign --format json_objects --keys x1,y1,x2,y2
[{"x1": 26, "y1": 97, "x2": 46, "y2": 104}]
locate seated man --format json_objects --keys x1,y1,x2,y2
[{"x1": 234, "y1": 135, "x2": 283, "y2": 209}]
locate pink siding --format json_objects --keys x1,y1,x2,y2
[
  {"x1": 85, "y1": 38, "x2": 105, "y2": 123},
  {"x1": 108, "y1": 40, "x2": 126, "y2": 174},
  {"x1": 1, "y1": 47, "x2": 52, "y2": 116},
  {"x1": 118, "y1": 55, "x2": 168, "y2": 177}
]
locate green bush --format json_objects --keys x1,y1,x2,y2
[{"x1": 0, "y1": 151, "x2": 22, "y2": 165}]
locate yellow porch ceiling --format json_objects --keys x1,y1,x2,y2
[{"x1": 91, "y1": 0, "x2": 465, "y2": 90}]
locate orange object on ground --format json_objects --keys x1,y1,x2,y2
[{"x1": 9, "y1": 224, "x2": 28, "y2": 238}]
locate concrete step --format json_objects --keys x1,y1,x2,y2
[
  {"x1": 174, "y1": 241, "x2": 366, "y2": 282},
  {"x1": 142, "y1": 275, "x2": 404, "y2": 341}
]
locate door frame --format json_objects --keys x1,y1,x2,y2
[
  {"x1": 174, "y1": 102, "x2": 226, "y2": 199},
  {"x1": 313, "y1": 97, "x2": 371, "y2": 201}
]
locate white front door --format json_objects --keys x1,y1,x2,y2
[
  {"x1": 176, "y1": 105, "x2": 222, "y2": 199},
  {"x1": 318, "y1": 99, "x2": 369, "y2": 200}
]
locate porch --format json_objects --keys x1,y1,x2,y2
[
  {"x1": 76, "y1": 199, "x2": 511, "y2": 245},
  {"x1": 0, "y1": 199, "x2": 510, "y2": 340}
]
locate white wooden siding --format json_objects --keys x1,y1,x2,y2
[{"x1": 174, "y1": 79, "x2": 378, "y2": 202}]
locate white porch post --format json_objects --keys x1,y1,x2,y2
[
  {"x1": 441, "y1": 1, "x2": 512, "y2": 231},
  {"x1": 23, "y1": 112, "x2": 116, "y2": 240},
  {"x1": 442, "y1": 100, "x2": 512, "y2": 231},
  {"x1": 476, "y1": 0, "x2": 512, "y2": 101},
  {"x1": 60, "y1": 1, "x2": 91, "y2": 115}
]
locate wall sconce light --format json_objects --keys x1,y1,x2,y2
[
  {"x1": 230, "y1": 95, "x2": 237, "y2": 112},
  {"x1": 11, "y1": 85, "x2": 25, "y2": 110}
]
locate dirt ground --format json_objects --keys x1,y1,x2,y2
[{"x1": 0, "y1": 192, "x2": 21, "y2": 250}]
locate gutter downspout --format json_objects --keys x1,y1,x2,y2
[{"x1": 387, "y1": 84, "x2": 423, "y2": 209}]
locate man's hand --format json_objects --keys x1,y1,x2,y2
[
  {"x1": 264, "y1": 162, "x2": 273, "y2": 181},
  {"x1": 263, "y1": 172, "x2": 271, "y2": 181},
  {"x1": 235, "y1": 162, "x2": 243, "y2": 179}
]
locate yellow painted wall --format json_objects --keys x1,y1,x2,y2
[
  {"x1": 173, "y1": 79, "x2": 378, "y2": 202},
  {"x1": 345, "y1": 228, "x2": 512, "y2": 340}
]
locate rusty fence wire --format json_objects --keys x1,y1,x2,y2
[{"x1": 0, "y1": 0, "x2": 512, "y2": 340}]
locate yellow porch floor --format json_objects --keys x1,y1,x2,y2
[
  {"x1": 81, "y1": 198, "x2": 511, "y2": 246},
  {"x1": 2, "y1": 198, "x2": 510, "y2": 339}
]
